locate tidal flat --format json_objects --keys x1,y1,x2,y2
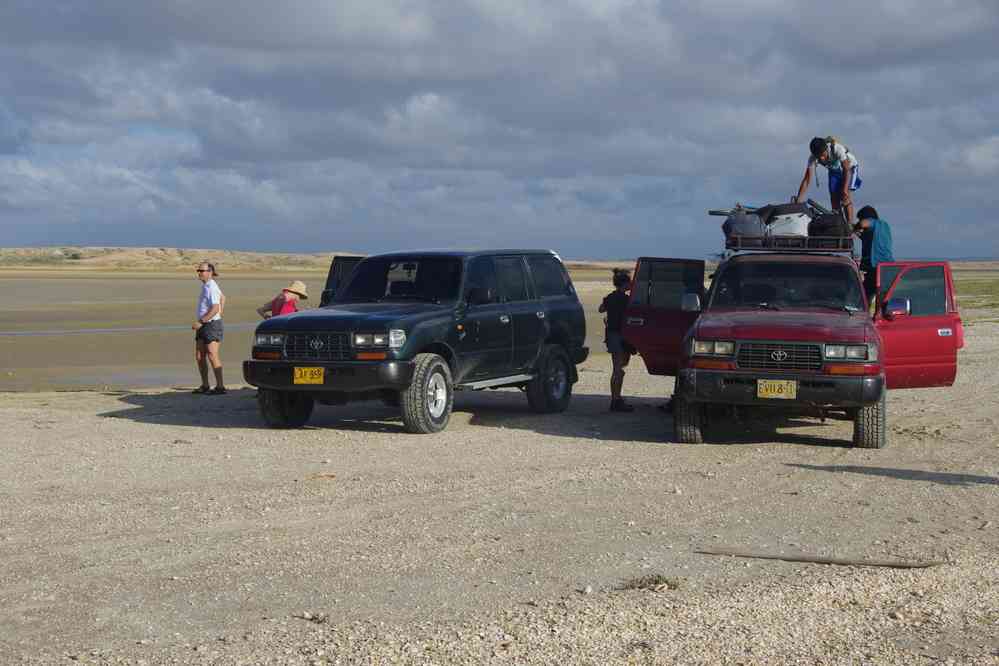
[
  {"x1": 0, "y1": 267, "x2": 618, "y2": 391},
  {"x1": 3, "y1": 261, "x2": 995, "y2": 391}
]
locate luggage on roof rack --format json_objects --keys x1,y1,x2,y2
[
  {"x1": 721, "y1": 209, "x2": 766, "y2": 248},
  {"x1": 710, "y1": 200, "x2": 854, "y2": 252}
]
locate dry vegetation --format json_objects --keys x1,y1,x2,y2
[{"x1": 0, "y1": 246, "x2": 337, "y2": 271}]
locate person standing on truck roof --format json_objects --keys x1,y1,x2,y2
[
  {"x1": 192, "y1": 262, "x2": 226, "y2": 395},
  {"x1": 853, "y1": 205, "x2": 895, "y2": 305},
  {"x1": 794, "y1": 136, "x2": 862, "y2": 223},
  {"x1": 599, "y1": 268, "x2": 635, "y2": 413},
  {"x1": 257, "y1": 280, "x2": 308, "y2": 319}
]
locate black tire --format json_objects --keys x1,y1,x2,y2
[
  {"x1": 673, "y1": 396, "x2": 705, "y2": 444},
  {"x1": 401, "y1": 353, "x2": 453, "y2": 434},
  {"x1": 526, "y1": 344, "x2": 573, "y2": 413},
  {"x1": 258, "y1": 389, "x2": 314, "y2": 428},
  {"x1": 853, "y1": 390, "x2": 887, "y2": 449}
]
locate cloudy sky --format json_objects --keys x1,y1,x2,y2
[{"x1": 2, "y1": 1, "x2": 998, "y2": 259}]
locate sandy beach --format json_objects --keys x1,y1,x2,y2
[{"x1": 1, "y1": 250, "x2": 997, "y2": 664}]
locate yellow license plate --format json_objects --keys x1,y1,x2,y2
[
  {"x1": 293, "y1": 367, "x2": 325, "y2": 385},
  {"x1": 757, "y1": 379, "x2": 797, "y2": 400}
]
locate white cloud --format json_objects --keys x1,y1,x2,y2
[
  {"x1": 1, "y1": 0, "x2": 998, "y2": 256},
  {"x1": 962, "y1": 136, "x2": 999, "y2": 176}
]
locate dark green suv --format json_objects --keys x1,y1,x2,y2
[{"x1": 243, "y1": 250, "x2": 588, "y2": 433}]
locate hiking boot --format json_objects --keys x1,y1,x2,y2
[{"x1": 609, "y1": 399, "x2": 634, "y2": 413}]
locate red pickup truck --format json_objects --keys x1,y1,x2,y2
[{"x1": 622, "y1": 252, "x2": 963, "y2": 448}]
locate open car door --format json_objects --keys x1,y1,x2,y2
[
  {"x1": 622, "y1": 258, "x2": 705, "y2": 376},
  {"x1": 319, "y1": 255, "x2": 363, "y2": 306},
  {"x1": 875, "y1": 261, "x2": 963, "y2": 389}
]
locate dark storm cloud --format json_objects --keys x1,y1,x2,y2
[{"x1": 2, "y1": 0, "x2": 998, "y2": 258}]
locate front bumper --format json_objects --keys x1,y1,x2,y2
[
  {"x1": 243, "y1": 360, "x2": 415, "y2": 392},
  {"x1": 677, "y1": 369, "x2": 884, "y2": 407}
]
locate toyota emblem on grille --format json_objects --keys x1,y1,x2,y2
[
  {"x1": 771, "y1": 350, "x2": 789, "y2": 362},
  {"x1": 309, "y1": 337, "x2": 325, "y2": 351}
]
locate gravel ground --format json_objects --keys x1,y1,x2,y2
[{"x1": 2, "y1": 324, "x2": 997, "y2": 664}]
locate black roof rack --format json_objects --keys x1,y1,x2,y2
[{"x1": 725, "y1": 235, "x2": 854, "y2": 252}]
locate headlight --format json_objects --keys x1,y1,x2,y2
[
  {"x1": 692, "y1": 339, "x2": 735, "y2": 356},
  {"x1": 824, "y1": 344, "x2": 876, "y2": 361},
  {"x1": 389, "y1": 329, "x2": 407, "y2": 349},
  {"x1": 255, "y1": 333, "x2": 284, "y2": 346},
  {"x1": 354, "y1": 331, "x2": 405, "y2": 348},
  {"x1": 847, "y1": 344, "x2": 877, "y2": 361},
  {"x1": 824, "y1": 344, "x2": 846, "y2": 359},
  {"x1": 693, "y1": 340, "x2": 714, "y2": 355},
  {"x1": 714, "y1": 341, "x2": 735, "y2": 356}
]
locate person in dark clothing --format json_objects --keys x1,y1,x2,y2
[
  {"x1": 853, "y1": 205, "x2": 895, "y2": 306},
  {"x1": 599, "y1": 268, "x2": 634, "y2": 412}
]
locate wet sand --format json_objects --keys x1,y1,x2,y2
[
  {"x1": 1, "y1": 270, "x2": 326, "y2": 391},
  {"x1": 3, "y1": 262, "x2": 994, "y2": 391},
  {"x1": 1, "y1": 269, "x2": 616, "y2": 391}
]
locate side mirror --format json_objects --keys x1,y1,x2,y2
[
  {"x1": 466, "y1": 287, "x2": 494, "y2": 306},
  {"x1": 319, "y1": 289, "x2": 333, "y2": 307},
  {"x1": 884, "y1": 297, "x2": 910, "y2": 319},
  {"x1": 681, "y1": 293, "x2": 702, "y2": 312}
]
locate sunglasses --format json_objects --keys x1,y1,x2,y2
[{"x1": 196, "y1": 268, "x2": 210, "y2": 273}]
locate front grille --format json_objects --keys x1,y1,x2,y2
[
  {"x1": 284, "y1": 332, "x2": 351, "y2": 362},
  {"x1": 737, "y1": 342, "x2": 822, "y2": 372}
]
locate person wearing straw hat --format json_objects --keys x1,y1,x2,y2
[{"x1": 257, "y1": 280, "x2": 308, "y2": 319}]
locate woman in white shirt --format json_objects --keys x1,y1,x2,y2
[{"x1": 192, "y1": 262, "x2": 226, "y2": 395}]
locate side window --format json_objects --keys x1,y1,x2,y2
[
  {"x1": 887, "y1": 266, "x2": 948, "y2": 316},
  {"x1": 494, "y1": 256, "x2": 530, "y2": 302},
  {"x1": 631, "y1": 261, "x2": 702, "y2": 308},
  {"x1": 465, "y1": 257, "x2": 498, "y2": 303},
  {"x1": 527, "y1": 255, "x2": 570, "y2": 298},
  {"x1": 879, "y1": 265, "x2": 902, "y2": 304}
]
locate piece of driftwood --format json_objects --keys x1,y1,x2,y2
[{"x1": 696, "y1": 548, "x2": 946, "y2": 569}]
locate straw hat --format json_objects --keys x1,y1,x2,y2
[{"x1": 284, "y1": 280, "x2": 309, "y2": 299}]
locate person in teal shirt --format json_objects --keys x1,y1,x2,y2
[{"x1": 853, "y1": 205, "x2": 894, "y2": 304}]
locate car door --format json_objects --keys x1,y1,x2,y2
[
  {"x1": 525, "y1": 253, "x2": 582, "y2": 351},
  {"x1": 456, "y1": 256, "x2": 513, "y2": 380},
  {"x1": 320, "y1": 255, "x2": 363, "y2": 306},
  {"x1": 495, "y1": 255, "x2": 545, "y2": 373},
  {"x1": 622, "y1": 258, "x2": 705, "y2": 376},
  {"x1": 875, "y1": 261, "x2": 963, "y2": 389}
]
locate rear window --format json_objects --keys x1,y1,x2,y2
[
  {"x1": 527, "y1": 255, "x2": 571, "y2": 298},
  {"x1": 710, "y1": 261, "x2": 864, "y2": 311}
]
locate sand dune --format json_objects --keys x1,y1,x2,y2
[{"x1": 0, "y1": 246, "x2": 341, "y2": 271}]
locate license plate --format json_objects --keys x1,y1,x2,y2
[
  {"x1": 757, "y1": 379, "x2": 797, "y2": 400},
  {"x1": 293, "y1": 367, "x2": 325, "y2": 385}
]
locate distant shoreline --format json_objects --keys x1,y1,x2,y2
[
  {"x1": 1, "y1": 246, "x2": 996, "y2": 273},
  {"x1": 0, "y1": 246, "x2": 639, "y2": 272}
]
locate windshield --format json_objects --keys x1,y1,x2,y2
[
  {"x1": 709, "y1": 261, "x2": 864, "y2": 311},
  {"x1": 333, "y1": 256, "x2": 463, "y2": 304}
]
